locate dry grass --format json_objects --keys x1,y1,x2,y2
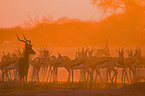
[{"x1": 0, "y1": 82, "x2": 144, "y2": 96}]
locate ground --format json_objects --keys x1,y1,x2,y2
[{"x1": 0, "y1": 82, "x2": 145, "y2": 96}]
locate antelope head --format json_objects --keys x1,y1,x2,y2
[
  {"x1": 1, "y1": 52, "x2": 6, "y2": 62},
  {"x1": 116, "y1": 48, "x2": 124, "y2": 58},
  {"x1": 56, "y1": 53, "x2": 64, "y2": 64},
  {"x1": 46, "y1": 50, "x2": 52, "y2": 57},
  {"x1": 88, "y1": 47, "x2": 95, "y2": 57},
  {"x1": 17, "y1": 34, "x2": 36, "y2": 55}
]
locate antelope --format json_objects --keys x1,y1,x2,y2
[
  {"x1": 90, "y1": 48, "x2": 126, "y2": 84},
  {"x1": 79, "y1": 47, "x2": 95, "y2": 83},
  {"x1": 126, "y1": 49, "x2": 136, "y2": 83},
  {"x1": 32, "y1": 49, "x2": 52, "y2": 83},
  {"x1": 134, "y1": 48, "x2": 145, "y2": 81},
  {"x1": 46, "y1": 55, "x2": 57, "y2": 83},
  {"x1": 95, "y1": 43, "x2": 110, "y2": 57},
  {"x1": 89, "y1": 45, "x2": 114, "y2": 83},
  {"x1": 0, "y1": 52, "x2": 19, "y2": 82},
  {"x1": 90, "y1": 56, "x2": 117, "y2": 84},
  {"x1": 52, "y1": 54, "x2": 72, "y2": 83},
  {"x1": 17, "y1": 34, "x2": 36, "y2": 84},
  {"x1": 116, "y1": 48, "x2": 136, "y2": 83},
  {"x1": 54, "y1": 48, "x2": 93, "y2": 85}
]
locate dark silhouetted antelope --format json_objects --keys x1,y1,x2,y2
[{"x1": 17, "y1": 34, "x2": 36, "y2": 84}]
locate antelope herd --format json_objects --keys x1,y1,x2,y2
[{"x1": 0, "y1": 35, "x2": 145, "y2": 86}]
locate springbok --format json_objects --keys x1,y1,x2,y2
[
  {"x1": 46, "y1": 55, "x2": 57, "y2": 83},
  {"x1": 17, "y1": 34, "x2": 36, "y2": 84},
  {"x1": 126, "y1": 49, "x2": 136, "y2": 83},
  {"x1": 0, "y1": 52, "x2": 11, "y2": 82},
  {"x1": 52, "y1": 54, "x2": 72, "y2": 83},
  {"x1": 90, "y1": 48, "x2": 127, "y2": 84},
  {"x1": 32, "y1": 49, "x2": 52, "y2": 83},
  {"x1": 0, "y1": 52, "x2": 19, "y2": 82},
  {"x1": 89, "y1": 45, "x2": 112, "y2": 83},
  {"x1": 90, "y1": 55, "x2": 117, "y2": 83},
  {"x1": 95, "y1": 43, "x2": 110, "y2": 57},
  {"x1": 79, "y1": 47, "x2": 95, "y2": 83},
  {"x1": 116, "y1": 48, "x2": 136, "y2": 83},
  {"x1": 134, "y1": 48, "x2": 145, "y2": 81},
  {"x1": 54, "y1": 50, "x2": 93, "y2": 85}
]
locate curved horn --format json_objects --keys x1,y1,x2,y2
[
  {"x1": 17, "y1": 34, "x2": 28, "y2": 44},
  {"x1": 126, "y1": 49, "x2": 129, "y2": 53},
  {"x1": 36, "y1": 49, "x2": 40, "y2": 51},
  {"x1": 133, "y1": 49, "x2": 137, "y2": 52},
  {"x1": 121, "y1": 48, "x2": 124, "y2": 53},
  {"x1": 116, "y1": 49, "x2": 119, "y2": 53},
  {"x1": 91, "y1": 47, "x2": 95, "y2": 52},
  {"x1": 57, "y1": 53, "x2": 60, "y2": 56},
  {"x1": 23, "y1": 34, "x2": 31, "y2": 44},
  {"x1": 49, "y1": 51, "x2": 53, "y2": 55},
  {"x1": 3, "y1": 51, "x2": 5, "y2": 56},
  {"x1": 7, "y1": 52, "x2": 10, "y2": 57}
]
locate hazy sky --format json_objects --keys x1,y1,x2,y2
[{"x1": 0, "y1": 0, "x2": 104, "y2": 28}]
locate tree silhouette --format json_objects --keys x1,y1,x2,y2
[{"x1": 91, "y1": 0, "x2": 145, "y2": 14}]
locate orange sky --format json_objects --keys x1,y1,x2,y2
[{"x1": 0, "y1": 0, "x2": 104, "y2": 28}]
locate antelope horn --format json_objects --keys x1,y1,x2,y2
[
  {"x1": 82, "y1": 47, "x2": 84, "y2": 51},
  {"x1": 17, "y1": 34, "x2": 28, "y2": 44},
  {"x1": 78, "y1": 48, "x2": 80, "y2": 52},
  {"x1": 126, "y1": 51, "x2": 129, "y2": 54},
  {"x1": 58, "y1": 53, "x2": 61, "y2": 56},
  {"x1": 92, "y1": 46, "x2": 94, "y2": 50},
  {"x1": 58, "y1": 53, "x2": 62, "y2": 58},
  {"x1": 15, "y1": 49, "x2": 17, "y2": 52},
  {"x1": 130, "y1": 49, "x2": 133, "y2": 52},
  {"x1": 126, "y1": 49, "x2": 129, "y2": 53},
  {"x1": 119, "y1": 48, "x2": 120, "y2": 52},
  {"x1": 91, "y1": 47, "x2": 95, "y2": 52},
  {"x1": 133, "y1": 49, "x2": 137, "y2": 52},
  {"x1": 3, "y1": 51, "x2": 5, "y2": 56},
  {"x1": 87, "y1": 47, "x2": 89, "y2": 51},
  {"x1": 7, "y1": 52, "x2": 10, "y2": 56},
  {"x1": 122, "y1": 48, "x2": 124, "y2": 53},
  {"x1": 23, "y1": 34, "x2": 31, "y2": 44},
  {"x1": 85, "y1": 48, "x2": 88, "y2": 52},
  {"x1": 116, "y1": 49, "x2": 119, "y2": 53},
  {"x1": 49, "y1": 51, "x2": 52, "y2": 55},
  {"x1": 36, "y1": 49, "x2": 40, "y2": 51}
]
